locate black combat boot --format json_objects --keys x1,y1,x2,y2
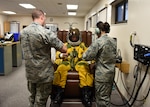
[
  {"x1": 53, "y1": 86, "x2": 64, "y2": 104},
  {"x1": 50, "y1": 85, "x2": 64, "y2": 104},
  {"x1": 81, "y1": 86, "x2": 92, "y2": 107},
  {"x1": 51, "y1": 85, "x2": 58, "y2": 100}
]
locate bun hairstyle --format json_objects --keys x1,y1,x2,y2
[{"x1": 96, "y1": 21, "x2": 110, "y2": 33}]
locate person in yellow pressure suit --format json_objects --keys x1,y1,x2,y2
[{"x1": 51, "y1": 28, "x2": 94, "y2": 107}]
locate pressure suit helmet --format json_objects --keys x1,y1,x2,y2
[{"x1": 67, "y1": 28, "x2": 82, "y2": 46}]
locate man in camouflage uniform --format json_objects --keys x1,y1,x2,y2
[
  {"x1": 20, "y1": 9, "x2": 67, "y2": 107},
  {"x1": 82, "y1": 21, "x2": 117, "y2": 107}
]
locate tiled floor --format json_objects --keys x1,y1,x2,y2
[{"x1": 0, "y1": 60, "x2": 129, "y2": 107}]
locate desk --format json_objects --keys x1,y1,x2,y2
[
  {"x1": 12, "y1": 42, "x2": 22, "y2": 67},
  {"x1": 0, "y1": 42, "x2": 22, "y2": 75},
  {"x1": 0, "y1": 44, "x2": 12, "y2": 75}
]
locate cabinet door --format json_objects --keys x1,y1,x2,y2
[{"x1": 4, "y1": 21, "x2": 10, "y2": 33}]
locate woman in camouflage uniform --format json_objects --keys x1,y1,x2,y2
[{"x1": 82, "y1": 21, "x2": 117, "y2": 107}]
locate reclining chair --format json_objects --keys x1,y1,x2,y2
[{"x1": 50, "y1": 30, "x2": 95, "y2": 107}]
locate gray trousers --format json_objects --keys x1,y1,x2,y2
[
  {"x1": 27, "y1": 81, "x2": 52, "y2": 107},
  {"x1": 95, "y1": 81, "x2": 113, "y2": 107}
]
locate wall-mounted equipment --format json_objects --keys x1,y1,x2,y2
[{"x1": 134, "y1": 44, "x2": 150, "y2": 65}]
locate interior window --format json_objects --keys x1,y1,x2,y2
[{"x1": 116, "y1": 0, "x2": 128, "y2": 23}]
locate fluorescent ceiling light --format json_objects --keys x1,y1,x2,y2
[
  {"x1": 19, "y1": 3, "x2": 36, "y2": 9},
  {"x1": 67, "y1": 5, "x2": 78, "y2": 10},
  {"x1": 3, "y1": 11, "x2": 16, "y2": 14},
  {"x1": 68, "y1": 12, "x2": 76, "y2": 16}
]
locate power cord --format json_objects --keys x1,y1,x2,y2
[
  {"x1": 111, "y1": 62, "x2": 149, "y2": 107},
  {"x1": 129, "y1": 63, "x2": 150, "y2": 106}
]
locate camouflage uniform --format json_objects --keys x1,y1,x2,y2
[
  {"x1": 82, "y1": 34, "x2": 116, "y2": 107},
  {"x1": 20, "y1": 22, "x2": 64, "y2": 107}
]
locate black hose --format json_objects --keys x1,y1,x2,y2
[
  {"x1": 111, "y1": 63, "x2": 149, "y2": 107},
  {"x1": 129, "y1": 63, "x2": 149, "y2": 106}
]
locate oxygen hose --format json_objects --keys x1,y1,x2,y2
[
  {"x1": 130, "y1": 32, "x2": 136, "y2": 47},
  {"x1": 130, "y1": 35, "x2": 134, "y2": 47},
  {"x1": 112, "y1": 61, "x2": 149, "y2": 107},
  {"x1": 111, "y1": 67, "x2": 138, "y2": 107},
  {"x1": 129, "y1": 62, "x2": 149, "y2": 106}
]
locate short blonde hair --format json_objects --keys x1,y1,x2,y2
[{"x1": 32, "y1": 9, "x2": 44, "y2": 20}]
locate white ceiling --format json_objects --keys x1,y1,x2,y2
[{"x1": 0, "y1": 0, "x2": 100, "y2": 17}]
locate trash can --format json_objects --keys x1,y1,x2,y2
[{"x1": 13, "y1": 33, "x2": 20, "y2": 42}]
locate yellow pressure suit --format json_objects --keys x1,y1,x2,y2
[{"x1": 53, "y1": 42, "x2": 94, "y2": 88}]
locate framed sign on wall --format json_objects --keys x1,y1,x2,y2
[{"x1": 45, "y1": 23, "x2": 58, "y2": 32}]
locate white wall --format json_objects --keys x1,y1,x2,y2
[
  {"x1": 85, "y1": 0, "x2": 150, "y2": 107},
  {"x1": 0, "y1": 15, "x2": 8, "y2": 35},
  {"x1": 7, "y1": 16, "x2": 84, "y2": 31},
  {"x1": 45, "y1": 17, "x2": 84, "y2": 31}
]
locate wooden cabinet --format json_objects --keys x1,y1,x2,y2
[{"x1": 3, "y1": 21, "x2": 10, "y2": 33}]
